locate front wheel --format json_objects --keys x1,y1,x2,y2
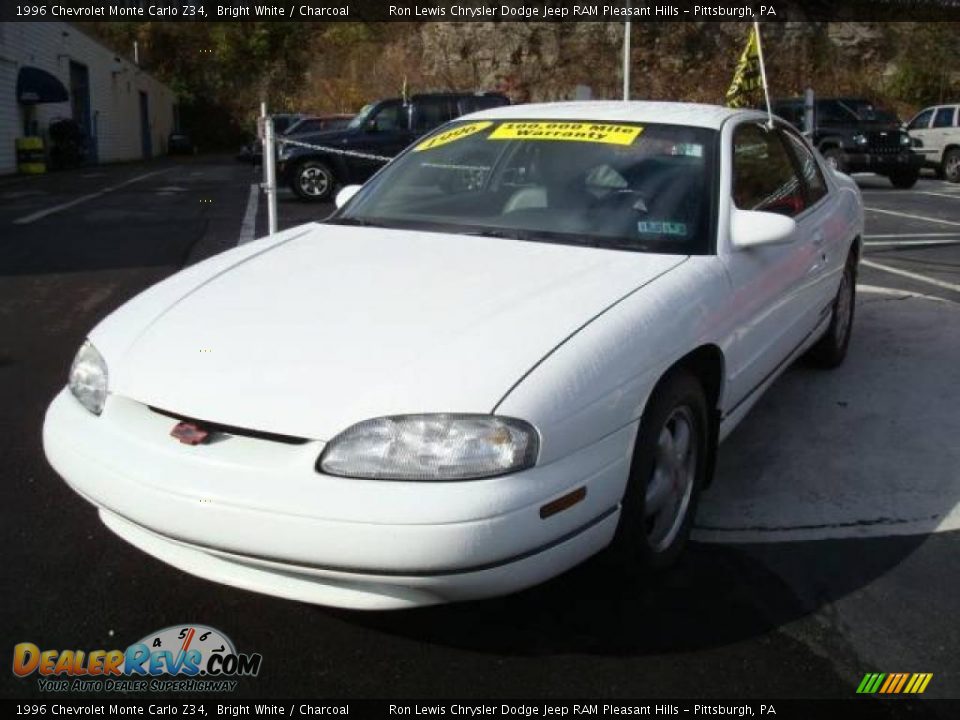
[
  {"x1": 606, "y1": 370, "x2": 709, "y2": 571},
  {"x1": 943, "y1": 148, "x2": 960, "y2": 183},
  {"x1": 806, "y1": 255, "x2": 856, "y2": 368},
  {"x1": 291, "y1": 160, "x2": 336, "y2": 201},
  {"x1": 889, "y1": 169, "x2": 919, "y2": 189}
]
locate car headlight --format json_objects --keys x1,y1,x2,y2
[
  {"x1": 68, "y1": 340, "x2": 108, "y2": 415},
  {"x1": 853, "y1": 133, "x2": 868, "y2": 146},
  {"x1": 318, "y1": 414, "x2": 539, "y2": 481},
  {"x1": 900, "y1": 133, "x2": 912, "y2": 146}
]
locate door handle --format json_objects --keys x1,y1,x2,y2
[{"x1": 809, "y1": 231, "x2": 828, "y2": 274}]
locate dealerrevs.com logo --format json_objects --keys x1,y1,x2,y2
[{"x1": 12, "y1": 625, "x2": 262, "y2": 693}]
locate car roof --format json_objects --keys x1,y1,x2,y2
[{"x1": 464, "y1": 101, "x2": 759, "y2": 130}]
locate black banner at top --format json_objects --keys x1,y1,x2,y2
[{"x1": 4, "y1": 0, "x2": 960, "y2": 23}]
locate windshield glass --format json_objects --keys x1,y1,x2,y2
[
  {"x1": 841, "y1": 100, "x2": 900, "y2": 124},
  {"x1": 334, "y1": 120, "x2": 717, "y2": 254},
  {"x1": 347, "y1": 104, "x2": 375, "y2": 129}
]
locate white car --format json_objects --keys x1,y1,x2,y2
[
  {"x1": 44, "y1": 102, "x2": 864, "y2": 610},
  {"x1": 906, "y1": 104, "x2": 960, "y2": 182}
]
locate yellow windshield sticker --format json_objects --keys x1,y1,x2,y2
[
  {"x1": 414, "y1": 121, "x2": 494, "y2": 151},
  {"x1": 488, "y1": 122, "x2": 643, "y2": 145}
]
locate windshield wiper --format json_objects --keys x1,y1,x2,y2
[
  {"x1": 326, "y1": 217, "x2": 387, "y2": 228},
  {"x1": 463, "y1": 228, "x2": 530, "y2": 240}
]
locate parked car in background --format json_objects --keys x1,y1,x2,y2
[
  {"x1": 279, "y1": 92, "x2": 510, "y2": 201},
  {"x1": 906, "y1": 104, "x2": 960, "y2": 183},
  {"x1": 237, "y1": 113, "x2": 306, "y2": 164},
  {"x1": 44, "y1": 102, "x2": 864, "y2": 609},
  {"x1": 167, "y1": 132, "x2": 194, "y2": 156},
  {"x1": 773, "y1": 97, "x2": 923, "y2": 188}
]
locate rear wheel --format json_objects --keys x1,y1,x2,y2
[
  {"x1": 292, "y1": 160, "x2": 336, "y2": 201},
  {"x1": 943, "y1": 148, "x2": 960, "y2": 183},
  {"x1": 889, "y1": 170, "x2": 919, "y2": 189},
  {"x1": 807, "y1": 253, "x2": 856, "y2": 368},
  {"x1": 606, "y1": 370, "x2": 708, "y2": 571}
]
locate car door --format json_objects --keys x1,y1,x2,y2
[
  {"x1": 907, "y1": 108, "x2": 936, "y2": 163},
  {"x1": 927, "y1": 106, "x2": 959, "y2": 165},
  {"x1": 720, "y1": 120, "x2": 822, "y2": 410},
  {"x1": 778, "y1": 126, "x2": 845, "y2": 322}
]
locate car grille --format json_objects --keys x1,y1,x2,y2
[
  {"x1": 866, "y1": 131, "x2": 904, "y2": 154},
  {"x1": 148, "y1": 406, "x2": 310, "y2": 445}
]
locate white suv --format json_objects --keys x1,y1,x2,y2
[{"x1": 906, "y1": 104, "x2": 960, "y2": 182}]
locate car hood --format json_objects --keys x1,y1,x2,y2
[{"x1": 101, "y1": 224, "x2": 686, "y2": 440}]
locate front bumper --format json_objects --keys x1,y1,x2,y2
[
  {"x1": 43, "y1": 389, "x2": 629, "y2": 609},
  {"x1": 843, "y1": 150, "x2": 923, "y2": 173}
]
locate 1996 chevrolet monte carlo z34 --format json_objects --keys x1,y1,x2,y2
[{"x1": 44, "y1": 102, "x2": 864, "y2": 609}]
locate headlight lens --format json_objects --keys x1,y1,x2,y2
[
  {"x1": 69, "y1": 340, "x2": 108, "y2": 415},
  {"x1": 900, "y1": 133, "x2": 911, "y2": 146},
  {"x1": 853, "y1": 133, "x2": 868, "y2": 145},
  {"x1": 318, "y1": 414, "x2": 539, "y2": 481}
]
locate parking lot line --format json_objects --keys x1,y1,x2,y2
[
  {"x1": 913, "y1": 191, "x2": 960, "y2": 201},
  {"x1": 865, "y1": 207, "x2": 960, "y2": 227},
  {"x1": 858, "y1": 284, "x2": 955, "y2": 303},
  {"x1": 865, "y1": 232, "x2": 960, "y2": 238},
  {"x1": 12, "y1": 168, "x2": 171, "y2": 225},
  {"x1": 237, "y1": 183, "x2": 260, "y2": 245},
  {"x1": 861, "y1": 258, "x2": 960, "y2": 293}
]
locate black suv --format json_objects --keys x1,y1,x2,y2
[
  {"x1": 278, "y1": 92, "x2": 510, "y2": 201},
  {"x1": 773, "y1": 97, "x2": 923, "y2": 188}
]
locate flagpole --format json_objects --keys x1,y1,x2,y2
[{"x1": 753, "y1": 20, "x2": 773, "y2": 127}]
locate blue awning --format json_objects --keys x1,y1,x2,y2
[{"x1": 17, "y1": 66, "x2": 69, "y2": 105}]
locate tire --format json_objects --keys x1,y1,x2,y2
[
  {"x1": 291, "y1": 160, "x2": 336, "y2": 202},
  {"x1": 822, "y1": 148, "x2": 846, "y2": 173},
  {"x1": 806, "y1": 253, "x2": 857, "y2": 368},
  {"x1": 943, "y1": 148, "x2": 960, "y2": 184},
  {"x1": 606, "y1": 369, "x2": 709, "y2": 571},
  {"x1": 889, "y1": 170, "x2": 919, "y2": 189}
]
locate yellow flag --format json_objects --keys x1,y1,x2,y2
[{"x1": 726, "y1": 26, "x2": 763, "y2": 109}]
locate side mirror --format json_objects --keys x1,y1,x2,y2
[
  {"x1": 335, "y1": 185, "x2": 362, "y2": 209},
  {"x1": 730, "y1": 207, "x2": 797, "y2": 249}
]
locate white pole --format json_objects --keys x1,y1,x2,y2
[
  {"x1": 623, "y1": 21, "x2": 631, "y2": 101},
  {"x1": 259, "y1": 101, "x2": 268, "y2": 186},
  {"x1": 263, "y1": 115, "x2": 278, "y2": 236},
  {"x1": 753, "y1": 20, "x2": 773, "y2": 127}
]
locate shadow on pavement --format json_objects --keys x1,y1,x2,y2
[{"x1": 335, "y1": 532, "x2": 927, "y2": 657}]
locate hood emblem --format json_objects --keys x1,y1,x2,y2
[{"x1": 170, "y1": 421, "x2": 210, "y2": 446}]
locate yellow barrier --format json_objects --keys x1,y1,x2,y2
[{"x1": 16, "y1": 136, "x2": 46, "y2": 174}]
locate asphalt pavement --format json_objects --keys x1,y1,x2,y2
[{"x1": 1, "y1": 158, "x2": 958, "y2": 703}]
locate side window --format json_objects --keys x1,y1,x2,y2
[
  {"x1": 908, "y1": 109, "x2": 934, "y2": 131},
  {"x1": 933, "y1": 108, "x2": 956, "y2": 129},
  {"x1": 413, "y1": 99, "x2": 454, "y2": 133},
  {"x1": 370, "y1": 103, "x2": 403, "y2": 132},
  {"x1": 774, "y1": 104, "x2": 803, "y2": 129},
  {"x1": 732, "y1": 123, "x2": 806, "y2": 218},
  {"x1": 780, "y1": 129, "x2": 828, "y2": 206},
  {"x1": 816, "y1": 101, "x2": 855, "y2": 126}
]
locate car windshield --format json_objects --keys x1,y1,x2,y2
[
  {"x1": 841, "y1": 100, "x2": 900, "y2": 124},
  {"x1": 347, "y1": 105, "x2": 375, "y2": 129},
  {"x1": 333, "y1": 120, "x2": 717, "y2": 254}
]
